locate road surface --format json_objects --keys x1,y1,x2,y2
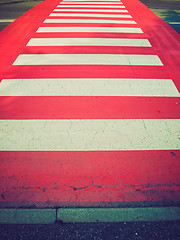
[
  {"x1": 1, "y1": 221, "x2": 180, "y2": 240},
  {"x1": 0, "y1": 0, "x2": 179, "y2": 213}
]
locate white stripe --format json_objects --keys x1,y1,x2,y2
[
  {"x1": 60, "y1": 2, "x2": 123, "y2": 4},
  {"x1": 57, "y1": 5, "x2": 125, "y2": 7},
  {"x1": 0, "y1": 79, "x2": 179, "y2": 97},
  {"x1": 27, "y1": 38, "x2": 151, "y2": 47},
  {"x1": 0, "y1": 19, "x2": 15, "y2": 23},
  {"x1": 13, "y1": 54, "x2": 163, "y2": 66},
  {"x1": 44, "y1": 19, "x2": 136, "y2": 24},
  {"x1": 62, "y1": 0, "x2": 122, "y2": 1},
  {"x1": 49, "y1": 13, "x2": 132, "y2": 18},
  {"x1": 0, "y1": 119, "x2": 179, "y2": 151},
  {"x1": 37, "y1": 27, "x2": 143, "y2": 33},
  {"x1": 168, "y1": 22, "x2": 180, "y2": 24},
  {"x1": 53, "y1": 8, "x2": 128, "y2": 12}
]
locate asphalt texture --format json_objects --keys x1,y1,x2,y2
[
  {"x1": 0, "y1": 0, "x2": 43, "y2": 31},
  {"x1": 139, "y1": 0, "x2": 180, "y2": 33},
  {"x1": 1, "y1": 221, "x2": 180, "y2": 240}
]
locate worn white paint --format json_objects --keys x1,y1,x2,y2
[
  {"x1": 13, "y1": 54, "x2": 163, "y2": 66},
  {"x1": 49, "y1": 13, "x2": 132, "y2": 18},
  {"x1": 27, "y1": 38, "x2": 151, "y2": 47},
  {"x1": 0, "y1": 119, "x2": 179, "y2": 150},
  {"x1": 168, "y1": 22, "x2": 180, "y2": 24},
  {"x1": 37, "y1": 26, "x2": 143, "y2": 33},
  {"x1": 0, "y1": 78, "x2": 179, "y2": 97},
  {"x1": 57, "y1": 5, "x2": 125, "y2": 8},
  {"x1": 53, "y1": 8, "x2": 128, "y2": 12},
  {"x1": 62, "y1": 0, "x2": 122, "y2": 1},
  {"x1": 0, "y1": 19, "x2": 15, "y2": 22},
  {"x1": 60, "y1": 2, "x2": 123, "y2": 4},
  {"x1": 44, "y1": 19, "x2": 136, "y2": 24}
]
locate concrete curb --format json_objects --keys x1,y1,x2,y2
[
  {"x1": 0, "y1": 209, "x2": 56, "y2": 224},
  {"x1": 57, "y1": 207, "x2": 180, "y2": 223},
  {"x1": 0, "y1": 207, "x2": 180, "y2": 224}
]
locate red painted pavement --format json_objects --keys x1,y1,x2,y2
[
  {"x1": 0, "y1": 0, "x2": 180, "y2": 207},
  {"x1": 0, "y1": 151, "x2": 179, "y2": 207}
]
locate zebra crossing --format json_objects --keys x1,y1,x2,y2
[{"x1": 0, "y1": 0, "x2": 179, "y2": 206}]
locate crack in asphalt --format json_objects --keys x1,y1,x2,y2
[{"x1": 2, "y1": 183, "x2": 179, "y2": 192}]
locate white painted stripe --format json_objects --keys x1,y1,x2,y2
[
  {"x1": 0, "y1": 79, "x2": 179, "y2": 97},
  {"x1": 60, "y1": 2, "x2": 123, "y2": 4},
  {"x1": 168, "y1": 22, "x2": 180, "y2": 24},
  {"x1": 62, "y1": 0, "x2": 122, "y2": 1},
  {"x1": 0, "y1": 119, "x2": 179, "y2": 151},
  {"x1": 44, "y1": 19, "x2": 136, "y2": 24},
  {"x1": 53, "y1": 8, "x2": 128, "y2": 12},
  {"x1": 0, "y1": 19, "x2": 15, "y2": 22},
  {"x1": 27, "y1": 38, "x2": 151, "y2": 47},
  {"x1": 57, "y1": 5, "x2": 125, "y2": 8},
  {"x1": 49, "y1": 13, "x2": 132, "y2": 18},
  {"x1": 37, "y1": 27, "x2": 143, "y2": 33},
  {"x1": 13, "y1": 54, "x2": 163, "y2": 66},
  {"x1": 62, "y1": 0, "x2": 122, "y2": 2}
]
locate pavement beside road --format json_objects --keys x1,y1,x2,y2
[{"x1": 1, "y1": 207, "x2": 180, "y2": 224}]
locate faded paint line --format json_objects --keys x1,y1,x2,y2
[
  {"x1": 0, "y1": 119, "x2": 179, "y2": 150},
  {"x1": 0, "y1": 79, "x2": 179, "y2": 97},
  {"x1": 13, "y1": 54, "x2": 163, "y2": 66},
  {"x1": 168, "y1": 22, "x2": 180, "y2": 25},
  {"x1": 0, "y1": 19, "x2": 15, "y2": 23}
]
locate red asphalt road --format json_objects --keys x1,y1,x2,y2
[{"x1": 0, "y1": 0, "x2": 180, "y2": 207}]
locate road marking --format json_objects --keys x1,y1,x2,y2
[
  {"x1": 44, "y1": 19, "x2": 136, "y2": 24},
  {"x1": 0, "y1": 119, "x2": 179, "y2": 151},
  {"x1": 57, "y1": 208, "x2": 180, "y2": 222},
  {"x1": 27, "y1": 38, "x2": 151, "y2": 47},
  {"x1": 13, "y1": 54, "x2": 163, "y2": 66},
  {"x1": 37, "y1": 27, "x2": 143, "y2": 33},
  {"x1": 57, "y1": 5, "x2": 125, "y2": 8},
  {"x1": 0, "y1": 79, "x2": 179, "y2": 97},
  {"x1": 49, "y1": 13, "x2": 132, "y2": 18},
  {"x1": 168, "y1": 22, "x2": 180, "y2": 24},
  {"x1": 53, "y1": 8, "x2": 128, "y2": 12},
  {"x1": 62, "y1": 0, "x2": 122, "y2": 1},
  {"x1": 0, "y1": 19, "x2": 15, "y2": 23},
  {"x1": 60, "y1": 2, "x2": 124, "y2": 4}
]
